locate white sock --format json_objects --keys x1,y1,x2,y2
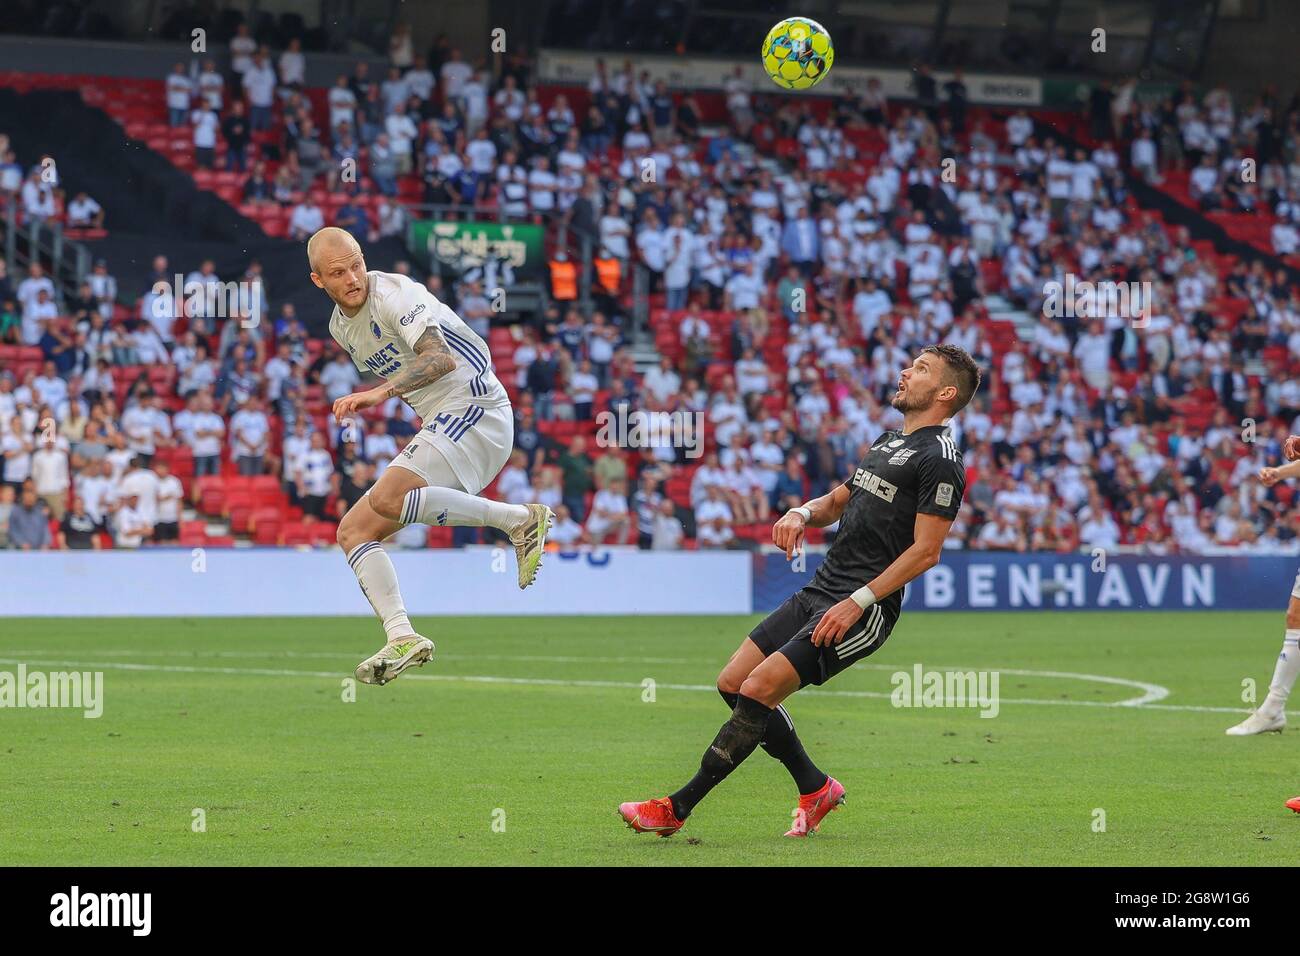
[
  {"x1": 347, "y1": 542, "x2": 416, "y2": 642},
  {"x1": 1259, "y1": 629, "x2": 1300, "y2": 718},
  {"x1": 400, "y1": 485, "x2": 528, "y2": 531}
]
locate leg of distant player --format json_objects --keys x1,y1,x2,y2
[
  {"x1": 337, "y1": 469, "x2": 431, "y2": 685},
  {"x1": 672, "y1": 653, "x2": 802, "y2": 815},
  {"x1": 618, "y1": 652, "x2": 806, "y2": 837},
  {"x1": 1227, "y1": 593, "x2": 1300, "y2": 736},
  {"x1": 716, "y1": 638, "x2": 828, "y2": 795},
  {"x1": 383, "y1": 451, "x2": 551, "y2": 590},
  {"x1": 337, "y1": 449, "x2": 551, "y2": 685}
]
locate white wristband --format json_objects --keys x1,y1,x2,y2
[
  {"x1": 790, "y1": 506, "x2": 812, "y2": 523},
  {"x1": 850, "y1": 585, "x2": 877, "y2": 610}
]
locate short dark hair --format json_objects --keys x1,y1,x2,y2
[{"x1": 922, "y1": 344, "x2": 981, "y2": 414}]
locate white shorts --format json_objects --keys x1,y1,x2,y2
[{"x1": 389, "y1": 401, "x2": 513, "y2": 494}]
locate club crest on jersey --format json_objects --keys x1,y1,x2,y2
[
  {"x1": 889, "y1": 448, "x2": 917, "y2": 466},
  {"x1": 370, "y1": 320, "x2": 382, "y2": 340},
  {"x1": 399, "y1": 304, "x2": 425, "y2": 326}
]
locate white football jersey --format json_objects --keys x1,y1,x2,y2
[{"x1": 328, "y1": 271, "x2": 508, "y2": 422}]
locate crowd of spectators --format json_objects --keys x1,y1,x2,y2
[{"x1": 2, "y1": 32, "x2": 1300, "y2": 555}]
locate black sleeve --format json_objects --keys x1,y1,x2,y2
[{"x1": 915, "y1": 447, "x2": 965, "y2": 520}]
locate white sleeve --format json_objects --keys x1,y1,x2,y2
[{"x1": 380, "y1": 278, "x2": 449, "y2": 353}]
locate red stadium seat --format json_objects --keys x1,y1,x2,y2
[{"x1": 229, "y1": 505, "x2": 255, "y2": 534}]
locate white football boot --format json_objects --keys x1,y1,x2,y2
[
  {"x1": 509, "y1": 503, "x2": 554, "y2": 589},
  {"x1": 355, "y1": 635, "x2": 434, "y2": 686},
  {"x1": 1225, "y1": 710, "x2": 1287, "y2": 736}
]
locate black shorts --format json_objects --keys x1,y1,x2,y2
[{"x1": 749, "y1": 589, "x2": 896, "y2": 688}]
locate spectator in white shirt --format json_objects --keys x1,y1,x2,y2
[
  {"x1": 296, "y1": 432, "x2": 335, "y2": 519},
  {"x1": 153, "y1": 459, "x2": 183, "y2": 542},
  {"x1": 289, "y1": 199, "x2": 325, "y2": 240},
  {"x1": 31, "y1": 435, "x2": 69, "y2": 519},
  {"x1": 175, "y1": 391, "x2": 225, "y2": 477},
  {"x1": 651, "y1": 498, "x2": 684, "y2": 550},
  {"x1": 242, "y1": 52, "x2": 277, "y2": 131},
  {"x1": 114, "y1": 491, "x2": 153, "y2": 548},
  {"x1": 191, "y1": 102, "x2": 220, "y2": 168},
  {"x1": 642, "y1": 357, "x2": 681, "y2": 406},
  {"x1": 586, "y1": 478, "x2": 630, "y2": 544},
  {"x1": 321, "y1": 351, "x2": 361, "y2": 403},
  {"x1": 278, "y1": 38, "x2": 306, "y2": 91},
  {"x1": 725, "y1": 262, "x2": 763, "y2": 311},
  {"x1": 439, "y1": 48, "x2": 472, "y2": 100},
  {"x1": 165, "y1": 62, "x2": 192, "y2": 126},
  {"x1": 230, "y1": 397, "x2": 270, "y2": 476},
  {"x1": 695, "y1": 485, "x2": 735, "y2": 548},
  {"x1": 363, "y1": 420, "x2": 398, "y2": 476},
  {"x1": 23, "y1": 289, "x2": 58, "y2": 346},
  {"x1": 20, "y1": 170, "x2": 56, "y2": 224},
  {"x1": 405, "y1": 56, "x2": 436, "y2": 102},
  {"x1": 384, "y1": 105, "x2": 418, "y2": 174},
  {"x1": 66, "y1": 191, "x2": 104, "y2": 229},
  {"x1": 119, "y1": 457, "x2": 161, "y2": 525},
  {"x1": 229, "y1": 24, "x2": 256, "y2": 76},
  {"x1": 548, "y1": 503, "x2": 583, "y2": 547},
  {"x1": 197, "y1": 59, "x2": 224, "y2": 110}
]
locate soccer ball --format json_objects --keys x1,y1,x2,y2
[{"x1": 761, "y1": 17, "x2": 834, "y2": 91}]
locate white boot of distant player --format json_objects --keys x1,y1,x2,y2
[
  {"x1": 1225, "y1": 630, "x2": 1299, "y2": 736},
  {"x1": 400, "y1": 485, "x2": 528, "y2": 531}
]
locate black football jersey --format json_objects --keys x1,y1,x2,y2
[{"x1": 806, "y1": 424, "x2": 966, "y2": 616}]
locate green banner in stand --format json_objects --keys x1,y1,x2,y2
[{"x1": 407, "y1": 220, "x2": 545, "y2": 282}]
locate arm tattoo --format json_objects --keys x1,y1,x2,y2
[{"x1": 383, "y1": 327, "x2": 457, "y2": 398}]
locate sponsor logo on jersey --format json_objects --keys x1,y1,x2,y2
[
  {"x1": 399, "y1": 303, "x2": 426, "y2": 326},
  {"x1": 936, "y1": 482, "x2": 954, "y2": 507},
  {"x1": 886, "y1": 439, "x2": 904, "y2": 448},
  {"x1": 364, "y1": 342, "x2": 402, "y2": 377},
  {"x1": 370, "y1": 320, "x2": 382, "y2": 340},
  {"x1": 852, "y1": 467, "x2": 898, "y2": 503},
  {"x1": 888, "y1": 448, "x2": 917, "y2": 466}
]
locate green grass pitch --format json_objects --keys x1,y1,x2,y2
[{"x1": 2, "y1": 612, "x2": 1297, "y2": 866}]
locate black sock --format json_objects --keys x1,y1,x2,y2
[
  {"x1": 670, "y1": 694, "x2": 772, "y2": 819},
  {"x1": 718, "y1": 688, "x2": 828, "y2": 796}
]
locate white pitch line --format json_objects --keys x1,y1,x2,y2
[
  {"x1": 0, "y1": 657, "x2": 1267, "y2": 716},
  {"x1": 854, "y1": 663, "x2": 1170, "y2": 707},
  {"x1": 2, "y1": 649, "x2": 693, "y2": 666}
]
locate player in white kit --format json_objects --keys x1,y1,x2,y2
[
  {"x1": 308, "y1": 227, "x2": 552, "y2": 686},
  {"x1": 1228, "y1": 434, "x2": 1300, "y2": 747}
]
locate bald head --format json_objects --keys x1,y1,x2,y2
[
  {"x1": 308, "y1": 227, "x2": 369, "y2": 313},
  {"x1": 307, "y1": 226, "x2": 361, "y2": 274}
]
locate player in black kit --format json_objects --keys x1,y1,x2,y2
[{"x1": 618, "y1": 345, "x2": 980, "y2": 838}]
